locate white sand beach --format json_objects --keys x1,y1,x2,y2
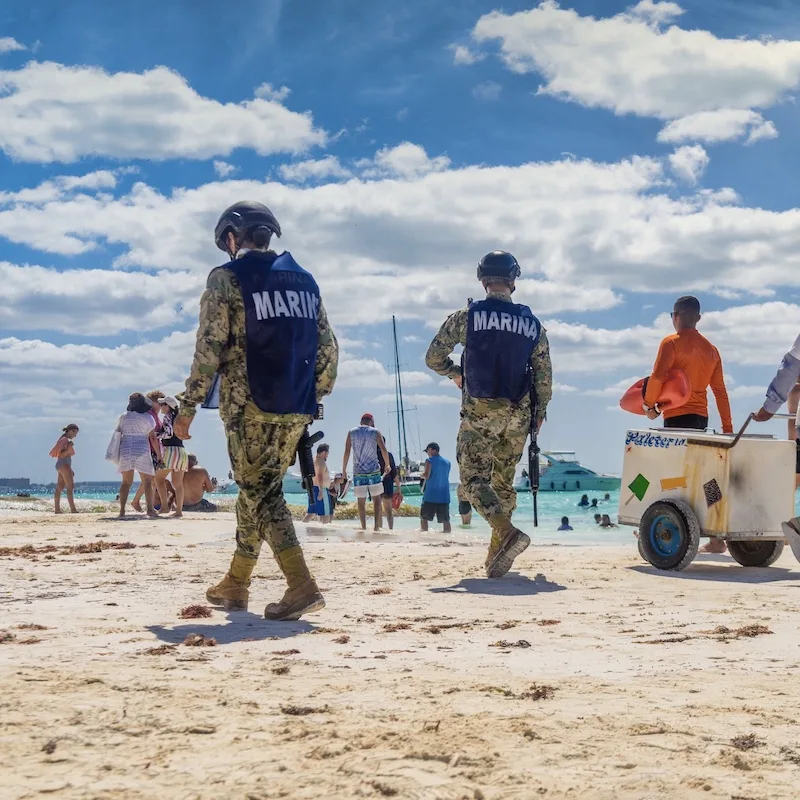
[{"x1": 2, "y1": 509, "x2": 800, "y2": 799}]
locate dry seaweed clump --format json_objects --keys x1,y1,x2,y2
[
  {"x1": 183, "y1": 633, "x2": 217, "y2": 647},
  {"x1": 179, "y1": 605, "x2": 213, "y2": 619},
  {"x1": 368, "y1": 587, "x2": 392, "y2": 595},
  {"x1": 0, "y1": 541, "x2": 137, "y2": 559},
  {"x1": 142, "y1": 644, "x2": 178, "y2": 656},
  {"x1": 280, "y1": 704, "x2": 329, "y2": 716},
  {"x1": 383, "y1": 622, "x2": 411, "y2": 633},
  {"x1": 706, "y1": 625, "x2": 773, "y2": 640},
  {"x1": 0, "y1": 631, "x2": 15, "y2": 644}
]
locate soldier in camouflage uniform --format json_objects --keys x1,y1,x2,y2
[
  {"x1": 426, "y1": 251, "x2": 552, "y2": 578},
  {"x1": 175, "y1": 201, "x2": 338, "y2": 620}
]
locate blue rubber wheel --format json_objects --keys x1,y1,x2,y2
[{"x1": 638, "y1": 499, "x2": 700, "y2": 571}]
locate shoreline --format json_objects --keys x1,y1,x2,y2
[{"x1": 3, "y1": 511, "x2": 800, "y2": 797}]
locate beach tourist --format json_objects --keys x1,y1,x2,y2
[
  {"x1": 643, "y1": 295, "x2": 732, "y2": 554},
  {"x1": 341, "y1": 413, "x2": 391, "y2": 532},
  {"x1": 457, "y1": 484, "x2": 472, "y2": 526},
  {"x1": 420, "y1": 442, "x2": 452, "y2": 533},
  {"x1": 156, "y1": 396, "x2": 188, "y2": 518},
  {"x1": 174, "y1": 201, "x2": 338, "y2": 620},
  {"x1": 558, "y1": 516, "x2": 573, "y2": 531},
  {"x1": 594, "y1": 513, "x2": 602, "y2": 525},
  {"x1": 131, "y1": 390, "x2": 164, "y2": 513},
  {"x1": 49, "y1": 423, "x2": 79, "y2": 514},
  {"x1": 116, "y1": 393, "x2": 160, "y2": 519},
  {"x1": 181, "y1": 454, "x2": 217, "y2": 511},
  {"x1": 590, "y1": 498, "x2": 599, "y2": 509},
  {"x1": 578, "y1": 494, "x2": 589, "y2": 507},
  {"x1": 600, "y1": 514, "x2": 617, "y2": 528},
  {"x1": 752, "y1": 334, "x2": 800, "y2": 554},
  {"x1": 426, "y1": 250, "x2": 552, "y2": 578},
  {"x1": 377, "y1": 447, "x2": 402, "y2": 530},
  {"x1": 603, "y1": 493, "x2": 611, "y2": 501},
  {"x1": 303, "y1": 443, "x2": 333, "y2": 524}
]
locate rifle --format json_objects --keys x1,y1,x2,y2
[
  {"x1": 529, "y1": 387, "x2": 540, "y2": 527},
  {"x1": 297, "y1": 404, "x2": 325, "y2": 505}
]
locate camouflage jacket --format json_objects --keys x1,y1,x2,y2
[
  {"x1": 180, "y1": 255, "x2": 339, "y2": 425},
  {"x1": 425, "y1": 292, "x2": 552, "y2": 422}
]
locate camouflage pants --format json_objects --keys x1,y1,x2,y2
[
  {"x1": 225, "y1": 413, "x2": 306, "y2": 560},
  {"x1": 457, "y1": 410, "x2": 530, "y2": 521}
]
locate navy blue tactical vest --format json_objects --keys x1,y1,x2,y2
[
  {"x1": 213, "y1": 251, "x2": 320, "y2": 415},
  {"x1": 464, "y1": 297, "x2": 541, "y2": 403}
]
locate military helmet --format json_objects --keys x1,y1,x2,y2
[
  {"x1": 477, "y1": 250, "x2": 521, "y2": 281},
  {"x1": 214, "y1": 201, "x2": 282, "y2": 252}
]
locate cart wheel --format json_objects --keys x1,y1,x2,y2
[
  {"x1": 637, "y1": 534, "x2": 647, "y2": 562},
  {"x1": 727, "y1": 540, "x2": 784, "y2": 567},
  {"x1": 638, "y1": 499, "x2": 700, "y2": 571}
]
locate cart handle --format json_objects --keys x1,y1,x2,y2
[{"x1": 685, "y1": 414, "x2": 753, "y2": 450}]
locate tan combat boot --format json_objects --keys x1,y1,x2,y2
[
  {"x1": 265, "y1": 546, "x2": 325, "y2": 621},
  {"x1": 206, "y1": 553, "x2": 257, "y2": 611},
  {"x1": 485, "y1": 530, "x2": 502, "y2": 571},
  {"x1": 485, "y1": 515, "x2": 530, "y2": 579}
]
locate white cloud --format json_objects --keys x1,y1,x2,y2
[
  {"x1": 0, "y1": 37, "x2": 25, "y2": 53},
  {"x1": 0, "y1": 62, "x2": 325, "y2": 163},
  {"x1": 0, "y1": 261, "x2": 202, "y2": 335},
  {"x1": 370, "y1": 392, "x2": 460, "y2": 407},
  {"x1": 451, "y1": 44, "x2": 485, "y2": 66},
  {"x1": 657, "y1": 109, "x2": 779, "y2": 145},
  {"x1": 403, "y1": 335, "x2": 424, "y2": 343},
  {"x1": 213, "y1": 160, "x2": 238, "y2": 178},
  {"x1": 394, "y1": 371, "x2": 434, "y2": 388},
  {"x1": 553, "y1": 382, "x2": 578, "y2": 393},
  {"x1": 473, "y1": 81, "x2": 502, "y2": 101},
  {"x1": 471, "y1": 2, "x2": 800, "y2": 130},
  {"x1": 360, "y1": 142, "x2": 451, "y2": 179},
  {"x1": 279, "y1": 156, "x2": 352, "y2": 183},
  {"x1": 254, "y1": 82, "x2": 291, "y2": 102},
  {"x1": 668, "y1": 145, "x2": 709, "y2": 184}
]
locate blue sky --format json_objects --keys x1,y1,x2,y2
[{"x1": 2, "y1": 0, "x2": 800, "y2": 483}]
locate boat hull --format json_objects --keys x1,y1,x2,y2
[{"x1": 515, "y1": 475, "x2": 621, "y2": 493}]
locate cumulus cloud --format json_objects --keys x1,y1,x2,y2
[
  {"x1": 0, "y1": 37, "x2": 25, "y2": 53},
  {"x1": 668, "y1": 145, "x2": 709, "y2": 184},
  {"x1": 370, "y1": 392, "x2": 460, "y2": 406},
  {"x1": 470, "y1": 1, "x2": 800, "y2": 137},
  {"x1": 254, "y1": 82, "x2": 291, "y2": 102},
  {"x1": 450, "y1": 44, "x2": 485, "y2": 66},
  {"x1": 472, "y1": 81, "x2": 502, "y2": 101},
  {"x1": 359, "y1": 142, "x2": 451, "y2": 178},
  {"x1": 279, "y1": 156, "x2": 352, "y2": 183},
  {"x1": 657, "y1": 109, "x2": 779, "y2": 145},
  {"x1": 0, "y1": 262, "x2": 202, "y2": 335},
  {"x1": 0, "y1": 62, "x2": 325, "y2": 163},
  {"x1": 213, "y1": 160, "x2": 238, "y2": 178}
]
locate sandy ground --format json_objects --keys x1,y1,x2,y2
[{"x1": 2, "y1": 512, "x2": 800, "y2": 799}]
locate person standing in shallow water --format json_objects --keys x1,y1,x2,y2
[
  {"x1": 50, "y1": 424, "x2": 79, "y2": 514},
  {"x1": 175, "y1": 201, "x2": 338, "y2": 621},
  {"x1": 425, "y1": 250, "x2": 552, "y2": 578}
]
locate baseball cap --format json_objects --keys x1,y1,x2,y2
[
  {"x1": 425, "y1": 442, "x2": 440, "y2": 452},
  {"x1": 361, "y1": 412, "x2": 374, "y2": 423},
  {"x1": 158, "y1": 396, "x2": 179, "y2": 410}
]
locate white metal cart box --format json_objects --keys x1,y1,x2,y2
[{"x1": 619, "y1": 428, "x2": 795, "y2": 540}]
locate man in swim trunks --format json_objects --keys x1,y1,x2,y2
[
  {"x1": 342, "y1": 413, "x2": 391, "y2": 531},
  {"x1": 304, "y1": 443, "x2": 333, "y2": 524},
  {"x1": 182, "y1": 454, "x2": 217, "y2": 511},
  {"x1": 456, "y1": 484, "x2": 472, "y2": 526},
  {"x1": 753, "y1": 334, "x2": 800, "y2": 556},
  {"x1": 644, "y1": 296, "x2": 733, "y2": 554}
]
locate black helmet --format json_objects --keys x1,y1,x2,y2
[
  {"x1": 477, "y1": 250, "x2": 521, "y2": 281},
  {"x1": 214, "y1": 201, "x2": 282, "y2": 253}
]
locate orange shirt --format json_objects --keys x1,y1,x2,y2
[{"x1": 644, "y1": 328, "x2": 733, "y2": 433}]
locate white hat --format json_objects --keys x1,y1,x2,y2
[{"x1": 158, "y1": 395, "x2": 178, "y2": 410}]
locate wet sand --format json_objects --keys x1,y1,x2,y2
[{"x1": 2, "y1": 511, "x2": 800, "y2": 799}]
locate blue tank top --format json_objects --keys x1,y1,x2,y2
[
  {"x1": 423, "y1": 454, "x2": 451, "y2": 503},
  {"x1": 350, "y1": 426, "x2": 380, "y2": 475},
  {"x1": 221, "y1": 251, "x2": 320, "y2": 415},
  {"x1": 464, "y1": 297, "x2": 541, "y2": 403}
]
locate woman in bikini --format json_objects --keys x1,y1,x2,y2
[{"x1": 50, "y1": 424, "x2": 79, "y2": 514}]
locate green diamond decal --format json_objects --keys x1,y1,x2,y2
[{"x1": 628, "y1": 473, "x2": 650, "y2": 502}]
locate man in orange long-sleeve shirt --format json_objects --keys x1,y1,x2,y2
[{"x1": 643, "y1": 296, "x2": 733, "y2": 435}]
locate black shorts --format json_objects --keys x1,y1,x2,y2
[
  {"x1": 664, "y1": 414, "x2": 708, "y2": 430},
  {"x1": 458, "y1": 500, "x2": 472, "y2": 516},
  {"x1": 796, "y1": 439, "x2": 800, "y2": 475},
  {"x1": 382, "y1": 477, "x2": 394, "y2": 497},
  {"x1": 421, "y1": 501, "x2": 450, "y2": 523}
]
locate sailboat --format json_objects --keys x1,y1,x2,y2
[{"x1": 391, "y1": 316, "x2": 424, "y2": 496}]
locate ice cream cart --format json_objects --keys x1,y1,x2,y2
[{"x1": 619, "y1": 416, "x2": 796, "y2": 571}]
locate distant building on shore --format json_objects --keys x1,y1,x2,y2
[{"x1": 0, "y1": 477, "x2": 31, "y2": 489}]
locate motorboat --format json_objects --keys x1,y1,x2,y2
[
  {"x1": 282, "y1": 472, "x2": 305, "y2": 495},
  {"x1": 514, "y1": 451, "x2": 620, "y2": 493}
]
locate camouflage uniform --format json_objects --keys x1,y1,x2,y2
[
  {"x1": 425, "y1": 292, "x2": 552, "y2": 523},
  {"x1": 179, "y1": 257, "x2": 338, "y2": 560}
]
